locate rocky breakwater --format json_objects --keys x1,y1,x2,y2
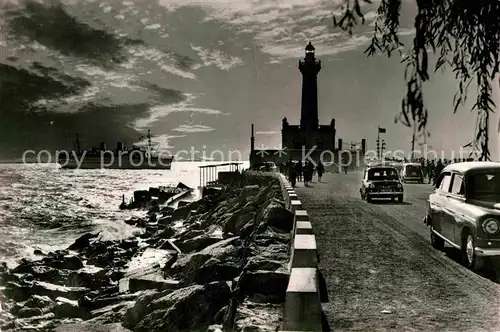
[{"x1": 0, "y1": 172, "x2": 294, "y2": 332}]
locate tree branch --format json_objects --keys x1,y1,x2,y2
[{"x1": 334, "y1": 0, "x2": 500, "y2": 160}]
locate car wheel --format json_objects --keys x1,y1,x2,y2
[
  {"x1": 430, "y1": 226, "x2": 444, "y2": 250},
  {"x1": 461, "y1": 230, "x2": 483, "y2": 271},
  {"x1": 397, "y1": 195, "x2": 403, "y2": 202}
]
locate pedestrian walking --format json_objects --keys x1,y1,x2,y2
[
  {"x1": 433, "y1": 160, "x2": 444, "y2": 186},
  {"x1": 316, "y1": 161, "x2": 324, "y2": 182},
  {"x1": 290, "y1": 162, "x2": 297, "y2": 187},
  {"x1": 303, "y1": 161, "x2": 314, "y2": 186},
  {"x1": 295, "y1": 161, "x2": 303, "y2": 182}
]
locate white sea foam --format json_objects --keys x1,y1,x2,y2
[{"x1": 0, "y1": 161, "x2": 249, "y2": 266}]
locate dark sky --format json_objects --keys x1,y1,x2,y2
[{"x1": 0, "y1": 0, "x2": 498, "y2": 160}]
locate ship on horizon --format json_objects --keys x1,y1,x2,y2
[{"x1": 58, "y1": 130, "x2": 174, "y2": 170}]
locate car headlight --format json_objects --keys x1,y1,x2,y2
[
  {"x1": 483, "y1": 218, "x2": 500, "y2": 235},
  {"x1": 397, "y1": 183, "x2": 402, "y2": 188}
]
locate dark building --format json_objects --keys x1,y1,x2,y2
[
  {"x1": 281, "y1": 42, "x2": 336, "y2": 152},
  {"x1": 250, "y1": 42, "x2": 365, "y2": 169}
]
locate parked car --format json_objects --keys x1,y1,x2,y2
[
  {"x1": 423, "y1": 161, "x2": 500, "y2": 270},
  {"x1": 401, "y1": 163, "x2": 424, "y2": 183},
  {"x1": 254, "y1": 162, "x2": 278, "y2": 172},
  {"x1": 390, "y1": 162, "x2": 404, "y2": 176},
  {"x1": 360, "y1": 166, "x2": 404, "y2": 202}
]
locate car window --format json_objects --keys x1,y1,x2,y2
[
  {"x1": 450, "y1": 174, "x2": 464, "y2": 195},
  {"x1": 405, "y1": 165, "x2": 421, "y2": 173},
  {"x1": 439, "y1": 173, "x2": 452, "y2": 192},
  {"x1": 467, "y1": 171, "x2": 500, "y2": 201},
  {"x1": 367, "y1": 168, "x2": 399, "y2": 180}
]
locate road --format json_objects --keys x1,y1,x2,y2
[{"x1": 294, "y1": 171, "x2": 500, "y2": 332}]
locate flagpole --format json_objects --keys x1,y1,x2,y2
[{"x1": 377, "y1": 126, "x2": 380, "y2": 159}]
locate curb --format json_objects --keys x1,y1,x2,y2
[{"x1": 275, "y1": 173, "x2": 323, "y2": 332}]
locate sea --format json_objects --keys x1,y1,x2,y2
[{"x1": 0, "y1": 161, "x2": 249, "y2": 268}]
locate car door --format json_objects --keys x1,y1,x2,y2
[
  {"x1": 431, "y1": 172, "x2": 452, "y2": 238},
  {"x1": 442, "y1": 172, "x2": 465, "y2": 245}
]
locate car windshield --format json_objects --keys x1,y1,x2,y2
[
  {"x1": 405, "y1": 165, "x2": 421, "y2": 174},
  {"x1": 367, "y1": 168, "x2": 399, "y2": 180},
  {"x1": 467, "y1": 171, "x2": 500, "y2": 202}
]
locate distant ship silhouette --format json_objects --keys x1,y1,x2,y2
[{"x1": 58, "y1": 130, "x2": 174, "y2": 170}]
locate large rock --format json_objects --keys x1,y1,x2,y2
[
  {"x1": 254, "y1": 227, "x2": 291, "y2": 247},
  {"x1": 12, "y1": 264, "x2": 68, "y2": 284},
  {"x1": 129, "y1": 277, "x2": 179, "y2": 293},
  {"x1": 191, "y1": 258, "x2": 240, "y2": 284},
  {"x1": 244, "y1": 256, "x2": 283, "y2": 272},
  {"x1": 169, "y1": 237, "x2": 241, "y2": 280},
  {"x1": 41, "y1": 254, "x2": 84, "y2": 270},
  {"x1": 222, "y1": 209, "x2": 256, "y2": 236},
  {"x1": 79, "y1": 293, "x2": 139, "y2": 312},
  {"x1": 54, "y1": 322, "x2": 132, "y2": 332},
  {"x1": 67, "y1": 269, "x2": 115, "y2": 290},
  {"x1": 177, "y1": 229, "x2": 205, "y2": 242},
  {"x1": 239, "y1": 270, "x2": 288, "y2": 304},
  {"x1": 171, "y1": 205, "x2": 192, "y2": 221},
  {"x1": 16, "y1": 307, "x2": 44, "y2": 318},
  {"x1": 122, "y1": 290, "x2": 172, "y2": 328},
  {"x1": 132, "y1": 281, "x2": 231, "y2": 332},
  {"x1": 24, "y1": 295, "x2": 55, "y2": 311},
  {"x1": 259, "y1": 201, "x2": 294, "y2": 233},
  {"x1": 151, "y1": 226, "x2": 176, "y2": 239},
  {"x1": 86, "y1": 244, "x2": 136, "y2": 268},
  {"x1": 68, "y1": 232, "x2": 100, "y2": 251},
  {"x1": 3, "y1": 280, "x2": 87, "y2": 302},
  {"x1": 157, "y1": 215, "x2": 173, "y2": 226},
  {"x1": 240, "y1": 185, "x2": 260, "y2": 198},
  {"x1": 53, "y1": 300, "x2": 89, "y2": 319},
  {"x1": 176, "y1": 235, "x2": 223, "y2": 253},
  {"x1": 234, "y1": 301, "x2": 282, "y2": 331},
  {"x1": 160, "y1": 206, "x2": 174, "y2": 214}
]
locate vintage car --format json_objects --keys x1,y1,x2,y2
[
  {"x1": 360, "y1": 166, "x2": 404, "y2": 202},
  {"x1": 424, "y1": 162, "x2": 500, "y2": 270},
  {"x1": 401, "y1": 163, "x2": 424, "y2": 183},
  {"x1": 254, "y1": 162, "x2": 278, "y2": 172}
]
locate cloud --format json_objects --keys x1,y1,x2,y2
[
  {"x1": 30, "y1": 64, "x2": 185, "y2": 112},
  {"x1": 172, "y1": 124, "x2": 215, "y2": 133},
  {"x1": 5, "y1": 0, "x2": 141, "y2": 67},
  {"x1": 125, "y1": 45, "x2": 196, "y2": 80},
  {"x1": 133, "y1": 93, "x2": 224, "y2": 130},
  {"x1": 135, "y1": 133, "x2": 187, "y2": 150},
  {"x1": 0, "y1": 62, "x2": 89, "y2": 111},
  {"x1": 145, "y1": 23, "x2": 161, "y2": 30},
  {"x1": 190, "y1": 44, "x2": 244, "y2": 71},
  {"x1": 156, "y1": 0, "x2": 382, "y2": 61},
  {"x1": 256, "y1": 130, "x2": 279, "y2": 135}
]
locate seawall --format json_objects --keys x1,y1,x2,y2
[{"x1": 274, "y1": 173, "x2": 324, "y2": 331}]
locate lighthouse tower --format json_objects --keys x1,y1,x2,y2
[
  {"x1": 299, "y1": 42, "x2": 321, "y2": 133},
  {"x1": 281, "y1": 42, "x2": 336, "y2": 153}
]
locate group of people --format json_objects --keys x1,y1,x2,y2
[
  {"x1": 279, "y1": 160, "x2": 325, "y2": 187},
  {"x1": 416, "y1": 157, "x2": 475, "y2": 185}
]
